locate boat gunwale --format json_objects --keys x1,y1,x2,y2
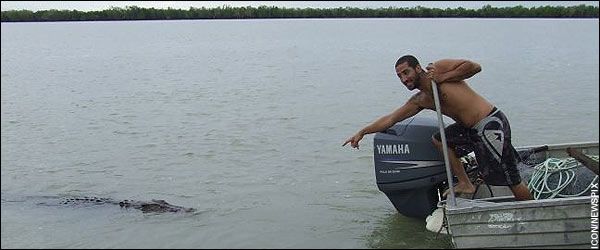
[
  {"x1": 514, "y1": 141, "x2": 598, "y2": 151},
  {"x1": 445, "y1": 195, "x2": 590, "y2": 215}
]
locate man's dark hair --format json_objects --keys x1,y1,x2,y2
[{"x1": 395, "y1": 55, "x2": 420, "y2": 68}]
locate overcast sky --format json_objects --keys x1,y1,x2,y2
[{"x1": 1, "y1": 1, "x2": 598, "y2": 11}]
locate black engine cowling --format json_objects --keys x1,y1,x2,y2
[{"x1": 373, "y1": 116, "x2": 447, "y2": 218}]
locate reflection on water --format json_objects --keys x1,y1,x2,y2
[{"x1": 366, "y1": 213, "x2": 452, "y2": 249}]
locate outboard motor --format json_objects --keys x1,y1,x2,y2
[{"x1": 373, "y1": 116, "x2": 448, "y2": 218}]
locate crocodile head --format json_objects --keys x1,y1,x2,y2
[{"x1": 122, "y1": 199, "x2": 195, "y2": 213}]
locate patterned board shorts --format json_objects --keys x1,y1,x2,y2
[{"x1": 433, "y1": 107, "x2": 522, "y2": 186}]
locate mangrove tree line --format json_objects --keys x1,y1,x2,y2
[{"x1": 1, "y1": 4, "x2": 598, "y2": 22}]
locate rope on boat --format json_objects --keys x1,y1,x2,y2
[{"x1": 527, "y1": 155, "x2": 599, "y2": 200}]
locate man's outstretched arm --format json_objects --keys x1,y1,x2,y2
[
  {"x1": 343, "y1": 95, "x2": 423, "y2": 149},
  {"x1": 427, "y1": 59, "x2": 481, "y2": 83}
]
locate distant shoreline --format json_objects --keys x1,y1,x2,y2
[
  {"x1": 2, "y1": 18, "x2": 599, "y2": 25},
  {"x1": 2, "y1": 5, "x2": 598, "y2": 22}
]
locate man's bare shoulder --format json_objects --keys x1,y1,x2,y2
[
  {"x1": 407, "y1": 91, "x2": 426, "y2": 106},
  {"x1": 407, "y1": 91, "x2": 435, "y2": 110},
  {"x1": 434, "y1": 58, "x2": 466, "y2": 65},
  {"x1": 432, "y1": 59, "x2": 465, "y2": 72}
]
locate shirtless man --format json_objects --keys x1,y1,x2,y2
[{"x1": 342, "y1": 55, "x2": 533, "y2": 201}]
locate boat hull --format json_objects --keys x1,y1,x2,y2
[
  {"x1": 447, "y1": 196, "x2": 591, "y2": 248},
  {"x1": 444, "y1": 141, "x2": 598, "y2": 249}
]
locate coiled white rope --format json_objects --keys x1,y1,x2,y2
[{"x1": 527, "y1": 155, "x2": 599, "y2": 200}]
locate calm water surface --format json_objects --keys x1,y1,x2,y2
[{"x1": 1, "y1": 18, "x2": 598, "y2": 248}]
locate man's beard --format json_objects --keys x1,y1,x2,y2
[{"x1": 412, "y1": 72, "x2": 422, "y2": 89}]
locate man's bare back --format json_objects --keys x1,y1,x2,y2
[{"x1": 409, "y1": 80, "x2": 494, "y2": 128}]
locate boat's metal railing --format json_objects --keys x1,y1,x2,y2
[{"x1": 431, "y1": 79, "x2": 456, "y2": 207}]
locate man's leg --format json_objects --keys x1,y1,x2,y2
[
  {"x1": 510, "y1": 182, "x2": 533, "y2": 201},
  {"x1": 432, "y1": 138, "x2": 475, "y2": 196}
]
